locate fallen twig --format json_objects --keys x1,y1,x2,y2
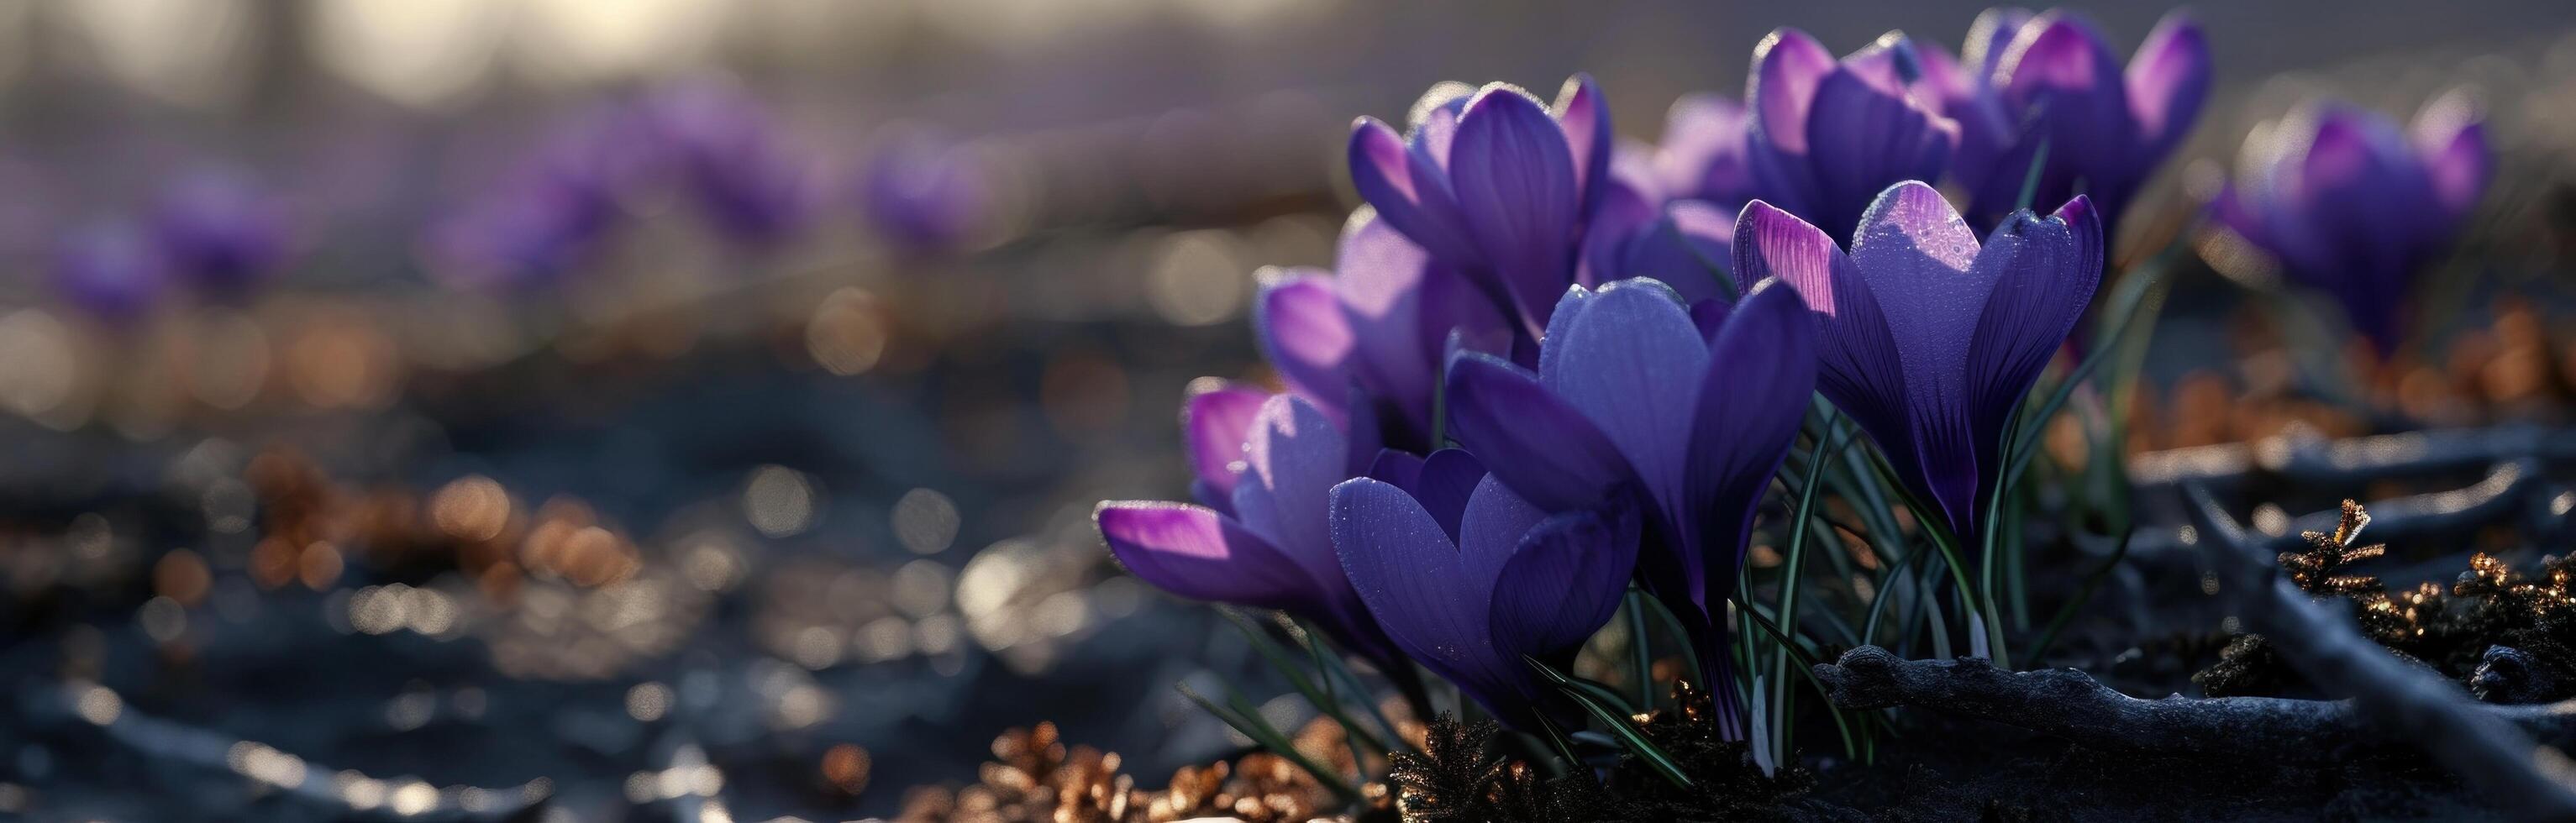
[
  {"x1": 2180, "y1": 481, "x2": 2576, "y2": 820},
  {"x1": 2128, "y1": 426, "x2": 2576, "y2": 495}
]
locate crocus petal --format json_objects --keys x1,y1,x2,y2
[
  {"x1": 1614, "y1": 200, "x2": 1737, "y2": 306},
  {"x1": 1230, "y1": 395, "x2": 1353, "y2": 591},
  {"x1": 2124, "y1": 11, "x2": 2210, "y2": 157},
  {"x1": 1964, "y1": 7, "x2": 2036, "y2": 81},
  {"x1": 1443, "y1": 349, "x2": 1636, "y2": 511},
  {"x1": 1997, "y1": 13, "x2": 2141, "y2": 223},
  {"x1": 1961, "y1": 196, "x2": 2102, "y2": 520},
  {"x1": 1098, "y1": 501, "x2": 1313, "y2": 611},
  {"x1": 1553, "y1": 74, "x2": 1614, "y2": 219},
  {"x1": 1331, "y1": 478, "x2": 1522, "y2": 715},
  {"x1": 1348, "y1": 118, "x2": 1479, "y2": 266},
  {"x1": 1732, "y1": 200, "x2": 1921, "y2": 524},
  {"x1": 1486, "y1": 499, "x2": 1640, "y2": 661},
  {"x1": 1747, "y1": 28, "x2": 1838, "y2": 155},
  {"x1": 1254, "y1": 270, "x2": 1354, "y2": 417},
  {"x1": 1365, "y1": 448, "x2": 1425, "y2": 490},
  {"x1": 1449, "y1": 85, "x2": 1581, "y2": 328},
  {"x1": 1184, "y1": 384, "x2": 1270, "y2": 499},
  {"x1": 1412, "y1": 448, "x2": 1489, "y2": 544},
  {"x1": 1804, "y1": 60, "x2": 1958, "y2": 237},
  {"x1": 1535, "y1": 280, "x2": 1707, "y2": 526},
  {"x1": 2410, "y1": 91, "x2": 2491, "y2": 224},
  {"x1": 1847, "y1": 181, "x2": 2005, "y2": 531},
  {"x1": 1682, "y1": 281, "x2": 1818, "y2": 609}
]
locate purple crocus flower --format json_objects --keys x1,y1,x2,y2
[
  {"x1": 1440, "y1": 277, "x2": 1818, "y2": 737},
  {"x1": 1331, "y1": 464, "x2": 1638, "y2": 730},
  {"x1": 650, "y1": 82, "x2": 817, "y2": 246},
  {"x1": 1735, "y1": 181, "x2": 2101, "y2": 543},
  {"x1": 151, "y1": 169, "x2": 290, "y2": 296},
  {"x1": 1096, "y1": 392, "x2": 1403, "y2": 667},
  {"x1": 426, "y1": 110, "x2": 639, "y2": 292},
  {"x1": 1254, "y1": 211, "x2": 1512, "y2": 449},
  {"x1": 859, "y1": 129, "x2": 989, "y2": 255},
  {"x1": 1743, "y1": 29, "x2": 1959, "y2": 242},
  {"x1": 2213, "y1": 93, "x2": 2489, "y2": 356},
  {"x1": 53, "y1": 222, "x2": 170, "y2": 322},
  {"x1": 1347, "y1": 76, "x2": 1612, "y2": 336},
  {"x1": 1937, "y1": 8, "x2": 2211, "y2": 233}
]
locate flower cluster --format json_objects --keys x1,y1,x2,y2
[
  {"x1": 1096, "y1": 3, "x2": 2491, "y2": 750},
  {"x1": 428, "y1": 81, "x2": 993, "y2": 293}
]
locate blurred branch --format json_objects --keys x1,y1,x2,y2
[
  {"x1": 1812, "y1": 645, "x2": 2576, "y2": 758},
  {"x1": 2120, "y1": 458, "x2": 2553, "y2": 558},
  {"x1": 2128, "y1": 426, "x2": 2576, "y2": 495}
]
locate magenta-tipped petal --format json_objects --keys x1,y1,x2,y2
[
  {"x1": 1183, "y1": 384, "x2": 1270, "y2": 498},
  {"x1": 1747, "y1": 28, "x2": 1838, "y2": 155},
  {"x1": 1554, "y1": 74, "x2": 1614, "y2": 218},
  {"x1": 2411, "y1": 92, "x2": 2492, "y2": 223},
  {"x1": 1098, "y1": 502, "x2": 1312, "y2": 611},
  {"x1": 2125, "y1": 11, "x2": 2211, "y2": 155},
  {"x1": 1229, "y1": 395, "x2": 1354, "y2": 590},
  {"x1": 1254, "y1": 270, "x2": 1354, "y2": 417}
]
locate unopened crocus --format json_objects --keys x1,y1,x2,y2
[
  {"x1": 1332, "y1": 464, "x2": 1638, "y2": 730},
  {"x1": 860, "y1": 129, "x2": 990, "y2": 254},
  {"x1": 1442, "y1": 278, "x2": 1817, "y2": 737},
  {"x1": 1254, "y1": 211, "x2": 1512, "y2": 449},
  {"x1": 1735, "y1": 181, "x2": 2101, "y2": 544},
  {"x1": 1096, "y1": 392, "x2": 1402, "y2": 667},
  {"x1": 1937, "y1": 8, "x2": 2210, "y2": 233},
  {"x1": 151, "y1": 169, "x2": 289, "y2": 296},
  {"x1": 2213, "y1": 93, "x2": 2489, "y2": 356},
  {"x1": 54, "y1": 222, "x2": 169, "y2": 322},
  {"x1": 1743, "y1": 29, "x2": 1959, "y2": 242},
  {"x1": 1347, "y1": 76, "x2": 1611, "y2": 335}
]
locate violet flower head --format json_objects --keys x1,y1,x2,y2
[
  {"x1": 860, "y1": 130, "x2": 990, "y2": 254},
  {"x1": 1331, "y1": 465, "x2": 1638, "y2": 731},
  {"x1": 1743, "y1": 29, "x2": 1959, "y2": 242},
  {"x1": 1096, "y1": 392, "x2": 1401, "y2": 667},
  {"x1": 151, "y1": 169, "x2": 290, "y2": 296},
  {"x1": 426, "y1": 110, "x2": 639, "y2": 292},
  {"x1": 1254, "y1": 211, "x2": 1512, "y2": 450},
  {"x1": 651, "y1": 82, "x2": 817, "y2": 246},
  {"x1": 2214, "y1": 92, "x2": 2489, "y2": 356},
  {"x1": 1942, "y1": 8, "x2": 2211, "y2": 233},
  {"x1": 1347, "y1": 76, "x2": 1612, "y2": 335},
  {"x1": 1441, "y1": 277, "x2": 1818, "y2": 737},
  {"x1": 53, "y1": 221, "x2": 170, "y2": 322},
  {"x1": 1736, "y1": 181, "x2": 2101, "y2": 544}
]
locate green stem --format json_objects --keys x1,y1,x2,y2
[{"x1": 1625, "y1": 591, "x2": 1655, "y2": 710}]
